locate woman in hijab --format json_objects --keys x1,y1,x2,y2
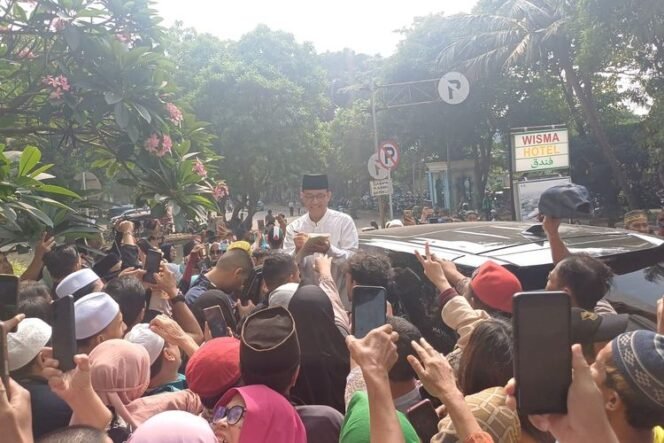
[
  {"x1": 211, "y1": 385, "x2": 306, "y2": 443},
  {"x1": 129, "y1": 410, "x2": 217, "y2": 443},
  {"x1": 288, "y1": 285, "x2": 350, "y2": 413},
  {"x1": 89, "y1": 339, "x2": 202, "y2": 439}
]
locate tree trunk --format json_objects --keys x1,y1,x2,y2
[{"x1": 559, "y1": 59, "x2": 640, "y2": 209}]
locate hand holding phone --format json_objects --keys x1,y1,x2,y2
[
  {"x1": 352, "y1": 285, "x2": 387, "y2": 339},
  {"x1": 203, "y1": 306, "x2": 229, "y2": 338},
  {"x1": 406, "y1": 399, "x2": 439, "y2": 443},
  {"x1": 0, "y1": 321, "x2": 10, "y2": 400},
  {"x1": 52, "y1": 295, "x2": 77, "y2": 372},
  {"x1": 0, "y1": 275, "x2": 19, "y2": 322},
  {"x1": 513, "y1": 291, "x2": 571, "y2": 414},
  {"x1": 143, "y1": 249, "x2": 162, "y2": 284}
]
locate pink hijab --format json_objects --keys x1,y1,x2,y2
[
  {"x1": 89, "y1": 339, "x2": 151, "y2": 429},
  {"x1": 216, "y1": 385, "x2": 307, "y2": 443},
  {"x1": 128, "y1": 410, "x2": 216, "y2": 443}
]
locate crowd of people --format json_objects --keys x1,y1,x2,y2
[{"x1": 1, "y1": 173, "x2": 663, "y2": 443}]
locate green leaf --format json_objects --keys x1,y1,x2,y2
[
  {"x1": 114, "y1": 102, "x2": 130, "y2": 130},
  {"x1": 134, "y1": 104, "x2": 152, "y2": 123},
  {"x1": 38, "y1": 184, "x2": 81, "y2": 199},
  {"x1": 18, "y1": 146, "x2": 41, "y2": 177},
  {"x1": 10, "y1": 202, "x2": 53, "y2": 227},
  {"x1": 63, "y1": 26, "x2": 81, "y2": 51},
  {"x1": 22, "y1": 195, "x2": 74, "y2": 212},
  {"x1": 33, "y1": 173, "x2": 56, "y2": 181},
  {"x1": 181, "y1": 152, "x2": 201, "y2": 160},
  {"x1": 104, "y1": 92, "x2": 123, "y2": 105},
  {"x1": 28, "y1": 164, "x2": 54, "y2": 178},
  {"x1": 127, "y1": 124, "x2": 139, "y2": 143}
]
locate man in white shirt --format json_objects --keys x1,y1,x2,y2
[{"x1": 283, "y1": 174, "x2": 359, "y2": 303}]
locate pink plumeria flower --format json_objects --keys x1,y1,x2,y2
[
  {"x1": 192, "y1": 159, "x2": 207, "y2": 177},
  {"x1": 166, "y1": 103, "x2": 183, "y2": 126}
]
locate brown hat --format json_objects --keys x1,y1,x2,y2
[
  {"x1": 433, "y1": 387, "x2": 521, "y2": 443},
  {"x1": 240, "y1": 306, "x2": 301, "y2": 381}
]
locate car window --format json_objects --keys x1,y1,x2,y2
[{"x1": 608, "y1": 263, "x2": 664, "y2": 311}]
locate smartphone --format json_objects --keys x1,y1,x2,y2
[
  {"x1": 203, "y1": 306, "x2": 229, "y2": 338},
  {"x1": 92, "y1": 253, "x2": 120, "y2": 278},
  {"x1": 52, "y1": 295, "x2": 77, "y2": 372},
  {"x1": 428, "y1": 217, "x2": 440, "y2": 224},
  {"x1": 0, "y1": 275, "x2": 19, "y2": 322},
  {"x1": 352, "y1": 285, "x2": 387, "y2": 339},
  {"x1": 513, "y1": 291, "x2": 571, "y2": 414},
  {"x1": 406, "y1": 399, "x2": 439, "y2": 443},
  {"x1": 257, "y1": 220, "x2": 265, "y2": 230},
  {"x1": 143, "y1": 249, "x2": 162, "y2": 284},
  {"x1": 0, "y1": 322, "x2": 9, "y2": 399},
  {"x1": 241, "y1": 265, "x2": 263, "y2": 306}
]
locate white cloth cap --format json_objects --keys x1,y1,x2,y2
[
  {"x1": 7, "y1": 318, "x2": 52, "y2": 371},
  {"x1": 385, "y1": 219, "x2": 404, "y2": 228},
  {"x1": 124, "y1": 323, "x2": 165, "y2": 365},
  {"x1": 74, "y1": 292, "x2": 120, "y2": 340},
  {"x1": 56, "y1": 268, "x2": 100, "y2": 299},
  {"x1": 268, "y1": 283, "x2": 300, "y2": 309}
]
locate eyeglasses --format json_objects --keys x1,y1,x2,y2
[
  {"x1": 212, "y1": 404, "x2": 245, "y2": 425},
  {"x1": 302, "y1": 193, "x2": 328, "y2": 202}
]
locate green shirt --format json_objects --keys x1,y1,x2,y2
[{"x1": 340, "y1": 391, "x2": 420, "y2": 443}]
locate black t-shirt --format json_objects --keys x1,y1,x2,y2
[{"x1": 19, "y1": 377, "x2": 72, "y2": 439}]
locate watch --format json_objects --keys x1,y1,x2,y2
[{"x1": 170, "y1": 292, "x2": 186, "y2": 305}]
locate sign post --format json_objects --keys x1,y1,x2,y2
[{"x1": 378, "y1": 140, "x2": 400, "y2": 221}]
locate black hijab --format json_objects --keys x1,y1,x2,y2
[
  {"x1": 288, "y1": 285, "x2": 350, "y2": 413},
  {"x1": 160, "y1": 244, "x2": 175, "y2": 263}
]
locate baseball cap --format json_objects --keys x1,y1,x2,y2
[{"x1": 538, "y1": 184, "x2": 593, "y2": 219}]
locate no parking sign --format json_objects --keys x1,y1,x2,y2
[{"x1": 378, "y1": 140, "x2": 400, "y2": 171}]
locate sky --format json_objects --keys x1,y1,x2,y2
[{"x1": 153, "y1": 0, "x2": 478, "y2": 55}]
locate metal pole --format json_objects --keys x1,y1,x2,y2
[
  {"x1": 371, "y1": 81, "x2": 387, "y2": 227},
  {"x1": 507, "y1": 130, "x2": 516, "y2": 221},
  {"x1": 446, "y1": 138, "x2": 452, "y2": 211}
]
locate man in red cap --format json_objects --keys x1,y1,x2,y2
[{"x1": 416, "y1": 243, "x2": 522, "y2": 370}]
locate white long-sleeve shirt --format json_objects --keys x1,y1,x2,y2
[
  {"x1": 283, "y1": 209, "x2": 359, "y2": 307},
  {"x1": 283, "y1": 208, "x2": 359, "y2": 261}
]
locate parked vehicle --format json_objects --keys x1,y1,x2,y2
[{"x1": 360, "y1": 222, "x2": 662, "y2": 334}]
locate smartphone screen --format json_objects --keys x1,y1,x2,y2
[
  {"x1": 513, "y1": 291, "x2": 571, "y2": 414},
  {"x1": 143, "y1": 249, "x2": 161, "y2": 284},
  {"x1": 52, "y1": 295, "x2": 77, "y2": 372},
  {"x1": 203, "y1": 306, "x2": 228, "y2": 338},
  {"x1": 406, "y1": 399, "x2": 439, "y2": 443},
  {"x1": 257, "y1": 220, "x2": 265, "y2": 230},
  {"x1": 352, "y1": 285, "x2": 387, "y2": 339},
  {"x1": 0, "y1": 275, "x2": 19, "y2": 321},
  {"x1": 0, "y1": 322, "x2": 9, "y2": 400}
]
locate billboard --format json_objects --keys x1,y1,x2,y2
[{"x1": 513, "y1": 128, "x2": 569, "y2": 173}]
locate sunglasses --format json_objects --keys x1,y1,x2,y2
[{"x1": 212, "y1": 404, "x2": 245, "y2": 425}]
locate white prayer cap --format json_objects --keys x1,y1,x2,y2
[
  {"x1": 124, "y1": 323, "x2": 165, "y2": 365},
  {"x1": 8, "y1": 318, "x2": 52, "y2": 371},
  {"x1": 74, "y1": 292, "x2": 120, "y2": 340},
  {"x1": 268, "y1": 283, "x2": 300, "y2": 309},
  {"x1": 56, "y1": 268, "x2": 100, "y2": 299},
  {"x1": 385, "y1": 219, "x2": 404, "y2": 228}
]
